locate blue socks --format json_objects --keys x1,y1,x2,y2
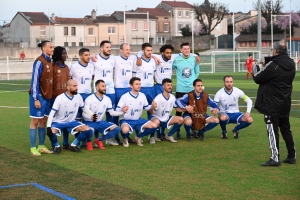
[
  {"x1": 198, "y1": 123, "x2": 219, "y2": 135},
  {"x1": 37, "y1": 127, "x2": 45, "y2": 146},
  {"x1": 77, "y1": 129, "x2": 93, "y2": 142},
  {"x1": 29, "y1": 129, "x2": 36, "y2": 148},
  {"x1": 168, "y1": 123, "x2": 182, "y2": 136},
  {"x1": 234, "y1": 122, "x2": 252, "y2": 132},
  {"x1": 62, "y1": 129, "x2": 69, "y2": 145},
  {"x1": 219, "y1": 120, "x2": 228, "y2": 133},
  {"x1": 184, "y1": 124, "x2": 192, "y2": 135},
  {"x1": 138, "y1": 128, "x2": 157, "y2": 138},
  {"x1": 49, "y1": 134, "x2": 59, "y2": 147}
]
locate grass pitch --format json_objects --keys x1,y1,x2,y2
[{"x1": 0, "y1": 73, "x2": 299, "y2": 199}]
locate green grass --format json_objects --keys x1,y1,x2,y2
[{"x1": 0, "y1": 73, "x2": 299, "y2": 199}]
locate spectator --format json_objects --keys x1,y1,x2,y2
[{"x1": 20, "y1": 51, "x2": 25, "y2": 62}]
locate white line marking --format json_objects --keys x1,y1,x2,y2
[
  {"x1": 0, "y1": 106, "x2": 29, "y2": 108},
  {"x1": 0, "y1": 83, "x2": 28, "y2": 86},
  {"x1": 0, "y1": 90, "x2": 27, "y2": 93}
]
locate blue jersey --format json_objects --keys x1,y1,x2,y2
[
  {"x1": 175, "y1": 91, "x2": 218, "y2": 110},
  {"x1": 172, "y1": 55, "x2": 199, "y2": 93}
]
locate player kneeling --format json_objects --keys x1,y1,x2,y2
[
  {"x1": 83, "y1": 80, "x2": 127, "y2": 149},
  {"x1": 46, "y1": 80, "x2": 97, "y2": 154},
  {"x1": 149, "y1": 78, "x2": 183, "y2": 142},
  {"x1": 116, "y1": 77, "x2": 158, "y2": 147},
  {"x1": 175, "y1": 79, "x2": 219, "y2": 141}
]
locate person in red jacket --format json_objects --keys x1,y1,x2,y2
[
  {"x1": 20, "y1": 51, "x2": 25, "y2": 62},
  {"x1": 246, "y1": 54, "x2": 254, "y2": 79}
]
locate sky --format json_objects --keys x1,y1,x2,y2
[{"x1": 0, "y1": 0, "x2": 299, "y2": 23}]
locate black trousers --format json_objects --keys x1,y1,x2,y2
[
  {"x1": 175, "y1": 92, "x2": 187, "y2": 116},
  {"x1": 264, "y1": 115, "x2": 296, "y2": 162}
]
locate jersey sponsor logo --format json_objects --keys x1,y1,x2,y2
[
  {"x1": 46, "y1": 65, "x2": 51, "y2": 72},
  {"x1": 64, "y1": 111, "x2": 75, "y2": 118},
  {"x1": 182, "y1": 67, "x2": 192, "y2": 78},
  {"x1": 46, "y1": 78, "x2": 53, "y2": 84},
  {"x1": 130, "y1": 109, "x2": 141, "y2": 116},
  {"x1": 121, "y1": 69, "x2": 131, "y2": 76}
]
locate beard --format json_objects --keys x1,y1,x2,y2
[
  {"x1": 225, "y1": 86, "x2": 232, "y2": 91},
  {"x1": 70, "y1": 89, "x2": 78, "y2": 95},
  {"x1": 98, "y1": 89, "x2": 106, "y2": 95},
  {"x1": 103, "y1": 51, "x2": 111, "y2": 57}
]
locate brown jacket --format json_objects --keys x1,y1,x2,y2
[
  {"x1": 188, "y1": 91, "x2": 208, "y2": 130},
  {"x1": 35, "y1": 55, "x2": 53, "y2": 99},
  {"x1": 53, "y1": 62, "x2": 70, "y2": 98}
]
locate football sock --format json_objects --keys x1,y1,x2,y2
[
  {"x1": 38, "y1": 127, "x2": 45, "y2": 145},
  {"x1": 62, "y1": 129, "x2": 69, "y2": 145},
  {"x1": 99, "y1": 127, "x2": 120, "y2": 141},
  {"x1": 234, "y1": 122, "x2": 252, "y2": 132},
  {"x1": 29, "y1": 129, "x2": 36, "y2": 148},
  {"x1": 219, "y1": 120, "x2": 227, "y2": 133},
  {"x1": 198, "y1": 123, "x2": 219, "y2": 135},
  {"x1": 168, "y1": 123, "x2": 182, "y2": 136},
  {"x1": 184, "y1": 124, "x2": 192, "y2": 135}
]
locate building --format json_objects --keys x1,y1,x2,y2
[
  {"x1": 135, "y1": 7, "x2": 171, "y2": 44},
  {"x1": 112, "y1": 11, "x2": 157, "y2": 45}
]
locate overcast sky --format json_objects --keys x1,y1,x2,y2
[{"x1": 0, "y1": 0, "x2": 299, "y2": 23}]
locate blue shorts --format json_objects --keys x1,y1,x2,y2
[
  {"x1": 154, "y1": 84, "x2": 172, "y2": 96},
  {"x1": 150, "y1": 115, "x2": 174, "y2": 129},
  {"x1": 84, "y1": 121, "x2": 115, "y2": 135},
  {"x1": 220, "y1": 112, "x2": 244, "y2": 124},
  {"x1": 140, "y1": 87, "x2": 155, "y2": 104},
  {"x1": 29, "y1": 95, "x2": 52, "y2": 118},
  {"x1": 115, "y1": 88, "x2": 131, "y2": 106},
  {"x1": 77, "y1": 93, "x2": 91, "y2": 119},
  {"x1": 120, "y1": 118, "x2": 150, "y2": 134},
  {"x1": 51, "y1": 121, "x2": 85, "y2": 136}
]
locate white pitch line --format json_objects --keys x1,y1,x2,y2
[
  {"x1": 0, "y1": 106, "x2": 29, "y2": 109},
  {"x1": 0, "y1": 90, "x2": 27, "y2": 93},
  {"x1": 0, "y1": 83, "x2": 28, "y2": 86}
]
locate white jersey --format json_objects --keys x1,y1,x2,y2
[
  {"x1": 69, "y1": 62, "x2": 94, "y2": 94},
  {"x1": 83, "y1": 93, "x2": 113, "y2": 122},
  {"x1": 214, "y1": 87, "x2": 245, "y2": 113},
  {"x1": 133, "y1": 58, "x2": 156, "y2": 87},
  {"x1": 92, "y1": 54, "x2": 115, "y2": 94},
  {"x1": 114, "y1": 55, "x2": 136, "y2": 88},
  {"x1": 152, "y1": 93, "x2": 177, "y2": 122},
  {"x1": 116, "y1": 92, "x2": 149, "y2": 120},
  {"x1": 52, "y1": 93, "x2": 84, "y2": 123},
  {"x1": 153, "y1": 54, "x2": 179, "y2": 84}
]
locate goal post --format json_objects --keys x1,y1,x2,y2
[{"x1": 211, "y1": 51, "x2": 260, "y2": 73}]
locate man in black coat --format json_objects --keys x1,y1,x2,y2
[{"x1": 253, "y1": 42, "x2": 296, "y2": 166}]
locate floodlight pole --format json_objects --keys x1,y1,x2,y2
[
  {"x1": 191, "y1": 11, "x2": 194, "y2": 53},
  {"x1": 124, "y1": 6, "x2": 126, "y2": 43},
  {"x1": 257, "y1": 0, "x2": 262, "y2": 59}
]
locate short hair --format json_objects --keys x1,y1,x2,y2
[
  {"x1": 193, "y1": 78, "x2": 202, "y2": 86},
  {"x1": 180, "y1": 43, "x2": 189, "y2": 49},
  {"x1": 129, "y1": 77, "x2": 141, "y2": 85},
  {"x1": 120, "y1": 43, "x2": 129, "y2": 50},
  {"x1": 223, "y1": 75, "x2": 233, "y2": 82},
  {"x1": 160, "y1": 44, "x2": 174, "y2": 53},
  {"x1": 95, "y1": 79, "x2": 105, "y2": 87},
  {"x1": 79, "y1": 48, "x2": 90, "y2": 56},
  {"x1": 142, "y1": 43, "x2": 152, "y2": 50},
  {"x1": 273, "y1": 42, "x2": 287, "y2": 54},
  {"x1": 100, "y1": 40, "x2": 111, "y2": 48},
  {"x1": 249, "y1": 54, "x2": 253, "y2": 57},
  {"x1": 52, "y1": 46, "x2": 66, "y2": 62},
  {"x1": 162, "y1": 78, "x2": 172, "y2": 85},
  {"x1": 37, "y1": 40, "x2": 50, "y2": 50}
]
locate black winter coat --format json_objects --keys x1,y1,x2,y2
[{"x1": 253, "y1": 53, "x2": 296, "y2": 117}]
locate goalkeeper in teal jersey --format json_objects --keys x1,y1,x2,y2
[{"x1": 172, "y1": 43, "x2": 200, "y2": 139}]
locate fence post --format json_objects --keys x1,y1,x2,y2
[
  {"x1": 296, "y1": 51, "x2": 298, "y2": 71},
  {"x1": 238, "y1": 53, "x2": 240, "y2": 72},
  {"x1": 6, "y1": 56, "x2": 9, "y2": 81}
]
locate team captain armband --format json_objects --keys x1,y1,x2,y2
[{"x1": 242, "y1": 95, "x2": 249, "y2": 101}]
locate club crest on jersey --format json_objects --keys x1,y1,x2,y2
[
  {"x1": 58, "y1": 70, "x2": 61, "y2": 73},
  {"x1": 139, "y1": 101, "x2": 142, "y2": 106},
  {"x1": 37, "y1": 111, "x2": 42, "y2": 116},
  {"x1": 74, "y1": 103, "x2": 77, "y2": 107},
  {"x1": 103, "y1": 105, "x2": 106, "y2": 109},
  {"x1": 182, "y1": 68, "x2": 192, "y2": 78}
]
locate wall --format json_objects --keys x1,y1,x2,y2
[
  {"x1": 8, "y1": 14, "x2": 31, "y2": 46},
  {"x1": 172, "y1": 35, "x2": 214, "y2": 50},
  {"x1": 98, "y1": 22, "x2": 124, "y2": 45},
  {"x1": 126, "y1": 19, "x2": 157, "y2": 45}
]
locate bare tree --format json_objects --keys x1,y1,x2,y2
[
  {"x1": 253, "y1": 0, "x2": 284, "y2": 24},
  {"x1": 193, "y1": 0, "x2": 228, "y2": 35}
]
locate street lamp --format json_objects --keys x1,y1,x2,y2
[
  {"x1": 169, "y1": 10, "x2": 173, "y2": 43},
  {"x1": 47, "y1": 9, "x2": 50, "y2": 40},
  {"x1": 191, "y1": 11, "x2": 194, "y2": 54}
]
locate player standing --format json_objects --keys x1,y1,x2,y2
[{"x1": 29, "y1": 40, "x2": 54, "y2": 156}]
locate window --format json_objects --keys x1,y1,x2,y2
[
  {"x1": 186, "y1": 11, "x2": 190, "y2": 17},
  {"x1": 157, "y1": 37, "x2": 162, "y2": 44},
  {"x1": 132, "y1": 22, "x2": 137, "y2": 30},
  {"x1": 178, "y1": 24, "x2": 183, "y2": 32},
  {"x1": 215, "y1": 22, "x2": 222, "y2": 30},
  {"x1": 210, "y1": 38, "x2": 215, "y2": 46},
  {"x1": 88, "y1": 28, "x2": 94, "y2": 35},
  {"x1": 164, "y1": 23, "x2": 169, "y2": 32},
  {"x1": 64, "y1": 42, "x2": 68, "y2": 47},
  {"x1": 71, "y1": 42, "x2": 76, "y2": 46},
  {"x1": 79, "y1": 42, "x2": 83, "y2": 46},
  {"x1": 178, "y1": 10, "x2": 182, "y2": 17},
  {"x1": 108, "y1": 27, "x2": 116, "y2": 34},
  {"x1": 64, "y1": 27, "x2": 68, "y2": 36},
  {"x1": 40, "y1": 26, "x2": 46, "y2": 36},
  {"x1": 71, "y1": 27, "x2": 76, "y2": 36},
  {"x1": 144, "y1": 22, "x2": 148, "y2": 30}
]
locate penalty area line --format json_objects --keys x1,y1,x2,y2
[{"x1": 0, "y1": 106, "x2": 28, "y2": 109}]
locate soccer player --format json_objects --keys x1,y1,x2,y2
[
  {"x1": 150, "y1": 78, "x2": 184, "y2": 143},
  {"x1": 69, "y1": 48, "x2": 94, "y2": 119},
  {"x1": 52, "y1": 46, "x2": 70, "y2": 149},
  {"x1": 29, "y1": 40, "x2": 54, "y2": 156},
  {"x1": 133, "y1": 43, "x2": 156, "y2": 115},
  {"x1": 116, "y1": 77, "x2": 158, "y2": 147},
  {"x1": 214, "y1": 75, "x2": 253, "y2": 139},
  {"x1": 175, "y1": 79, "x2": 219, "y2": 141},
  {"x1": 83, "y1": 80, "x2": 127, "y2": 149},
  {"x1": 172, "y1": 43, "x2": 200, "y2": 139},
  {"x1": 46, "y1": 79, "x2": 96, "y2": 154},
  {"x1": 246, "y1": 54, "x2": 254, "y2": 79},
  {"x1": 91, "y1": 40, "x2": 116, "y2": 124}
]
